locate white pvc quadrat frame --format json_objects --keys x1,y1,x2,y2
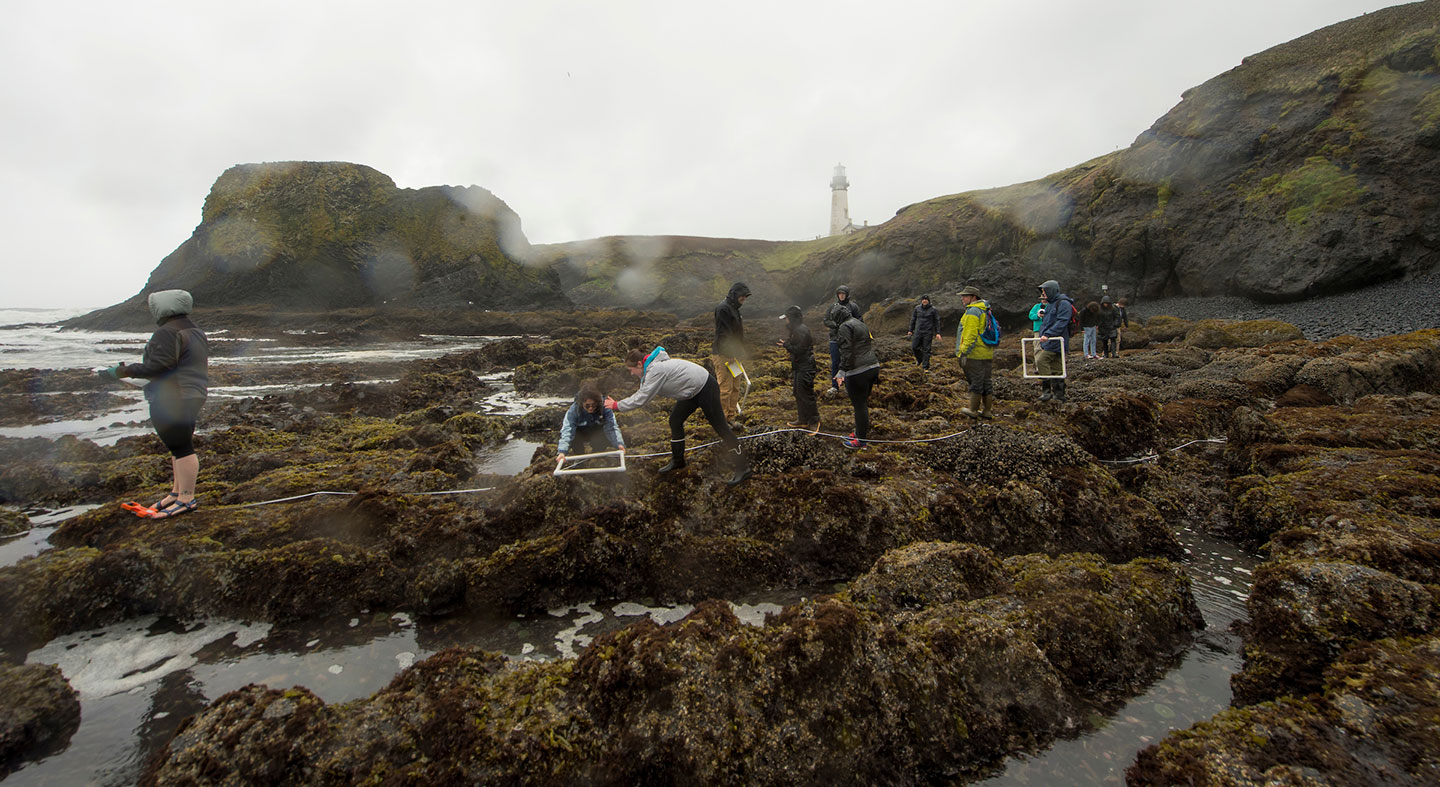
[
  {"x1": 1019, "y1": 337, "x2": 1068, "y2": 379},
  {"x1": 553, "y1": 450, "x2": 628, "y2": 476}
]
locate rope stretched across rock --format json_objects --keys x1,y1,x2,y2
[{"x1": 125, "y1": 431, "x2": 1229, "y2": 511}]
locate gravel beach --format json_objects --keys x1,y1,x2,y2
[{"x1": 1128, "y1": 269, "x2": 1440, "y2": 341}]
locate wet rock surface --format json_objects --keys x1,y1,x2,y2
[
  {"x1": 145, "y1": 547, "x2": 1199, "y2": 785},
  {"x1": 0, "y1": 316, "x2": 1436, "y2": 783},
  {"x1": 0, "y1": 662, "x2": 81, "y2": 777},
  {"x1": 1127, "y1": 635, "x2": 1440, "y2": 787}
]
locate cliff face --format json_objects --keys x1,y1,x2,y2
[
  {"x1": 531, "y1": 233, "x2": 853, "y2": 318},
  {"x1": 78, "y1": 162, "x2": 566, "y2": 328},
  {"x1": 785, "y1": 2, "x2": 1440, "y2": 316}
]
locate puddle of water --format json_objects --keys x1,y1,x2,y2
[
  {"x1": 474, "y1": 439, "x2": 542, "y2": 476},
  {"x1": 7, "y1": 588, "x2": 811, "y2": 786},
  {"x1": 0, "y1": 505, "x2": 102, "y2": 569},
  {"x1": 979, "y1": 526, "x2": 1258, "y2": 786}
]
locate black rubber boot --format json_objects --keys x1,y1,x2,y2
[
  {"x1": 726, "y1": 448, "x2": 753, "y2": 486},
  {"x1": 659, "y1": 439, "x2": 686, "y2": 473},
  {"x1": 1053, "y1": 380, "x2": 1067, "y2": 403},
  {"x1": 1039, "y1": 380, "x2": 1053, "y2": 402}
]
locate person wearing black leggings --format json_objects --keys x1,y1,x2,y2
[
  {"x1": 99, "y1": 289, "x2": 208, "y2": 518},
  {"x1": 606, "y1": 346, "x2": 752, "y2": 486}
]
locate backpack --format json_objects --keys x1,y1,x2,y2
[
  {"x1": 1067, "y1": 300, "x2": 1082, "y2": 338},
  {"x1": 980, "y1": 308, "x2": 1002, "y2": 346}
]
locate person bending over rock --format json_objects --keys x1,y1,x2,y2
[
  {"x1": 555, "y1": 384, "x2": 624, "y2": 471},
  {"x1": 606, "y1": 347, "x2": 752, "y2": 486},
  {"x1": 776, "y1": 305, "x2": 820, "y2": 432},
  {"x1": 834, "y1": 309, "x2": 881, "y2": 448},
  {"x1": 955, "y1": 285, "x2": 995, "y2": 419},
  {"x1": 1034, "y1": 279, "x2": 1074, "y2": 403},
  {"x1": 97, "y1": 289, "x2": 208, "y2": 518},
  {"x1": 907, "y1": 294, "x2": 941, "y2": 370}
]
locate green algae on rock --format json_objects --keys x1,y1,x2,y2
[
  {"x1": 1128, "y1": 635, "x2": 1440, "y2": 786},
  {"x1": 0, "y1": 662, "x2": 80, "y2": 778},
  {"x1": 144, "y1": 546, "x2": 1201, "y2": 785}
]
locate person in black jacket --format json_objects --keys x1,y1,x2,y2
[
  {"x1": 1097, "y1": 296, "x2": 1121, "y2": 358},
  {"x1": 97, "y1": 289, "x2": 208, "y2": 518},
  {"x1": 906, "y1": 294, "x2": 941, "y2": 369},
  {"x1": 776, "y1": 305, "x2": 820, "y2": 432},
  {"x1": 712, "y1": 282, "x2": 750, "y2": 424},
  {"x1": 834, "y1": 310, "x2": 880, "y2": 448},
  {"x1": 822, "y1": 285, "x2": 862, "y2": 396}
]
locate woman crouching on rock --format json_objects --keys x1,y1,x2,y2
[
  {"x1": 605, "y1": 347, "x2": 752, "y2": 486},
  {"x1": 555, "y1": 384, "x2": 625, "y2": 471},
  {"x1": 99, "y1": 289, "x2": 208, "y2": 518}
]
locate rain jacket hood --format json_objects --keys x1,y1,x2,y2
[{"x1": 148, "y1": 290, "x2": 193, "y2": 324}]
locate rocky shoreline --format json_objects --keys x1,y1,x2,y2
[
  {"x1": 1129, "y1": 269, "x2": 1440, "y2": 341},
  {"x1": 0, "y1": 312, "x2": 1437, "y2": 783}
]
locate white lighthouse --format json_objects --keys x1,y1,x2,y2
[{"x1": 829, "y1": 163, "x2": 854, "y2": 236}]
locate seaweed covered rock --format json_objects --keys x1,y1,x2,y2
[
  {"x1": 1183, "y1": 319, "x2": 1305, "y2": 349},
  {"x1": 1291, "y1": 330, "x2": 1440, "y2": 404},
  {"x1": 146, "y1": 548, "x2": 1201, "y2": 785},
  {"x1": 922, "y1": 428, "x2": 1182, "y2": 561},
  {"x1": 1062, "y1": 390, "x2": 1161, "y2": 460},
  {"x1": 1232, "y1": 560, "x2": 1440, "y2": 706},
  {"x1": 1129, "y1": 635, "x2": 1440, "y2": 786},
  {"x1": 0, "y1": 507, "x2": 27, "y2": 537},
  {"x1": 0, "y1": 662, "x2": 81, "y2": 778}
]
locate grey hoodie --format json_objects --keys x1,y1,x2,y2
[
  {"x1": 615, "y1": 349, "x2": 711, "y2": 411},
  {"x1": 149, "y1": 290, "x2": 194, "y2": 324}
]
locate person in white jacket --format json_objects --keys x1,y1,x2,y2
[{"x1": 605, "y1": 346, "x2": 752, "y2": 486}]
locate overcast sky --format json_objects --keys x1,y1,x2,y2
[{"x1": 1, "y1": 0, "x2": 1404, "y2": 309}]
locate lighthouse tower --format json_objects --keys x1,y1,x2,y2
[{"x1": 829, "y1": 163, "x2": 852, "y2": 236}]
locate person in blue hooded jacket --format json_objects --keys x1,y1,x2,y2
[
  {"x1": 555, "y1": 384, "x2": 624, "y2": 470},
  {"x1": 1034, "y1": 279, "x2": 1074, "y2": 403}
]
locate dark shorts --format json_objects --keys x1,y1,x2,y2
[{"x1": 150, "y1": 397, "x2": 205, "y2": 459}]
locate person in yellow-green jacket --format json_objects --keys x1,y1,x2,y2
[{"x1": 955, "y1": 284, "x2": 996, "y2": 419}]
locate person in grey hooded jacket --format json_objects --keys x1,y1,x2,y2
[
  {"x1": 97, "y1": 289, "x2": 208, "y2": 517},
  {"x1": 605, "y1": 346, "x2": 752, "y2": 486}
]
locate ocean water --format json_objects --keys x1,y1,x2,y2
[{"x1": 0, "y1": 310, "x2": 567, "y2": 446}]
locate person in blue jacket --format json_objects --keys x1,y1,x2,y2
[
  {"x1": 1035, "y1": 279, "x2": 1075, "y2": 403},
  {"x1": 555, "y1": 384, "x2": 624, "y2": 470}
]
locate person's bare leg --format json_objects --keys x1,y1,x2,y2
[{"x1": 174, "y1": 454, "x2": 199, "y2": 503}]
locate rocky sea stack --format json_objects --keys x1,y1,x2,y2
[{"x1": 71, "y1": 162, "x2": 566, "y2": 331}]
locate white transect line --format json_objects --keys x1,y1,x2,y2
[{"x1": 185, "y1": 434, "x2": 1232, "y2": 508}]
